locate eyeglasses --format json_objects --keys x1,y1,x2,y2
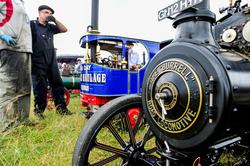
[{"x1": 41, "y1": 11, "x2": 52, "y2": 15}]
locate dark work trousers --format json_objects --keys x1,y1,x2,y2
[
  {"x1": 0, "y1": 50, "x2": 31, "y2": 132},
  {"x1": 31, "y1": 24, "x2": 66, "y2": 113}
]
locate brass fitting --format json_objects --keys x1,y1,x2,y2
[
  {"x1": 84, "y1": 42, "x2": 91, "y2": 63},
  {"x1": 84, "y1": 54, "x2": 91, "y2": 63},
  {"x1": 111, "y1": 54, "x2": 117, "y2": 60},
  {"x1": 121, "y1": 58, "x2": 127, "y2": 69},
  {"x1": 88, "y1": 30, "x2": 100, "y2": 35},
  {"x1": 95, "y1": 44, "x2": 101, "y2": 61},
  {"x1": 229, "y1": 0, "x2": 232, "y2": 6}
]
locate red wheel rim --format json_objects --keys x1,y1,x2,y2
[
  {"x1": 64, "y1": 87, "x2": 70, "y2": 105},
  {"x1": 46, "y1": 87, "x2": 70, "y2": 109}
]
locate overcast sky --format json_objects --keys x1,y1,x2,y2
[{"x1": 23, "y1": 0, "x2": 249, "y2": 55}]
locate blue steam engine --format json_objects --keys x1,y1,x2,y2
[
  {"x1": 79, "y1": 34, "x2": 159, "y2": 119},
  {"x1": 73, "y1": 0, "x2": 250, "y2": 165}
]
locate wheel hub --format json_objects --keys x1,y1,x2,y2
[{"x1": 120, "y1": 142, "x2": 146, "y2": 164}]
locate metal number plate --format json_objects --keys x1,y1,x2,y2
[{"x1": 158, "y1": 0, "x2": 203, "y2": 21}]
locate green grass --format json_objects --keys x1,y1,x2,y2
[
  {"x1": 0, "y1": 92, "x2": 87, "y2": 166},
  {"x1": 1, "y1": 92, "x2": 244, "y2": 165},
  {"x1": 0, "y1": 92, "x2": 156, "y2": 166}
]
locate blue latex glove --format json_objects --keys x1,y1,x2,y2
[{"x1": 0, "y1": 34, "x2": 18, "y2": 46}]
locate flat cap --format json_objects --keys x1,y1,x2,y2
[
  {"x1": 126, "y1": 41, "x2": 134, "y2": 46},
  {"x1": 38, "y1": 5, "x2": 54, "y2": 14}
]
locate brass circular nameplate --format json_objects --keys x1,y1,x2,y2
[{"x1": 146, "y1": 59, "x2": 203, "y2": 133}]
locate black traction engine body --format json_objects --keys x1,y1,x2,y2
[{"x1": 142, "y1": 0, "x2": 250, "y2": 164}]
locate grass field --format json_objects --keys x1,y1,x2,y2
[
  {"x1": 1, "y1": 92, "x2": 240, "y2": 165},
  {"x1": 0, "y1": 92, "x2": 87, "y2": 166}
]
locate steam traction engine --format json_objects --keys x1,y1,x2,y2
[
  {"x1": 46, "y1": 56, "x2": 81, "y2": 109},
  {"x1": 79, "y1": 35, "x2": 159, "y2": 118},
  {"x1": 73, "y1": 0, "x2": 250, "y2": 165}
]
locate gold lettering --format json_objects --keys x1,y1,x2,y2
[
  {"x1": 82, "y1": 73, "x2": 106, "y2": 84},
  {"x1": 151, "y1": 110, "x2": 156, "y2": 117},
  {"x1": 93, "y1": 74, "x2": 97, "y2": 83},
  {"x1": 163, "y1": 121, "x2": 167, "y2": 129},
  {"x1": 148, "y1": 100, "x2": 152, "y2": 105},
  {"x1": 184, "y1": 113, "x2": 192, "y2": 122},
  {"x1": 185, "y1": 72, "x2": 191, "y2": 81},
  {"x1": 154, "y1": 70, "x2": 159, "y2": 78},
  {"x1": 160, "y1": 120, "x2": 164, "y2": 127},
  {"x1": 173, "y1": 63, "x2": 179, "y2": 71},
  {"x1": 148, "y1": 100, "x2": 156, "y2": 117},
  {"x1": 151, "y1": 70, "x2": 159, "y2": 82},
  {"x1": 181, "y1": 67, "x2": 186, "y2": 76},
  {"x1": 157, "y1": 117, "x2": 161, "y2": 124},
  {"x1": 161, "y1": 64, "x2": 166, "y2": 71},
  {"x1": 102, "y1": 74, "x2": 106, "y2": 83},
  {"x1": 84, "y1": 65, "x2": 91, "y2": 71},
  {"x1": 97, "y1": 74, "x2": 101, "y2": 83},
  {"x1": 171, "y1": 123, "x2": 178, "y2": 131},
  {"x1": 187, "y1": 109, "x2": 196, "y2": 117},
  {"x1": 81, "y1": 85, "x2": 89, "y2": 91},
  {"x1": 183, "y1": 118, "x2": 189, "y2": 125},
  {"x1": 179, "y1": 119, "x2": 186, "y2": 127},
  {"x1": 89, "y1": 74, "x2": 93, "y2": 83},
  {"x1": 191, "y1": 76, "x2": 196, "y2": 81},
  {"x1": 176, "y1": 122, "x2": 181, "y2": 130},
  {"x1": 170, "y1": 62, "x2": 175, "y2": 70},
  {"x1": 178, "y1": 64, "x2": 184, "y2": 73},
  {"x1": 168, "y1": 123, "x2": 172, "y2": 130},
  {"x1": 86, "y1": 74, "x2": 89, "y2": 82},
  {"x1": 166, "y1": 62, "x2": 170, "y2": 70},
  {"x1": 82, "y1": 74, "x2": 85, "y2": 82}
]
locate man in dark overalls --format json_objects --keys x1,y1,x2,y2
[{"x1": 30, "y1": 5, "x2": 74, "y2": 119}]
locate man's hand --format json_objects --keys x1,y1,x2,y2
[
  {"x1": 0, "y1": 34, "x2": 18, "y2": 46},
  {"x1": 133, "y1": 65, "x2": 138, "y2": 71},
  {"x1": 45, "y1": 15, "x2": 55, "y2": 22}
]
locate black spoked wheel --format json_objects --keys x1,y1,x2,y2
[{"x1": 72, "y1": 95, "x2": 161, "y2": 166}]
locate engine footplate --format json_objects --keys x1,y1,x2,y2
[{"x1": 156, "y1": 148, "x2": 187, "y2": 161}]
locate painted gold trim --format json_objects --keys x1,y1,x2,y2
[
  {"x1": 157, "y1": 82, "x2": 178, "y2": 111},
  {"x1": 72, "y1": 77, "x2": 75, "y2": 88},
  {"x1": 235, "y1": 51, "x2": 250, "y2": 61}
]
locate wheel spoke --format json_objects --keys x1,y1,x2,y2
[
  {"x1": 124, "y1": 112, "x2": 136, "y2": 148},
  {"x1": 91, "y1": 154, "x2": 120, "y2": 166},
  {"x1": 133, "y1": 108, "x2": 144, "y2": 136},
  {"x1": 72, "y1": 95, "x2": 160, "y2": 166},
  {"x1": 94, "y1": 141, "x2": 129, "y2": 157},
  {"x1": 107, "y1": 124, "x2": 125, "y2": 146},
  {"x1": 146, "y1": 147, "x2": 157, "y2": 154},
  {"x1": 140, "y1": 127, "x2": 152, "y2": 147},
  {"x1": 120, "y1": 160, "x2": 128, "y2": 166}
]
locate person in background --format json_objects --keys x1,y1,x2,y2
[
  {"x1": 125, "y1": 41, "x2": 141, "y2": 71},
  {"x1": 58, "y1": 62, "x2": 62, "y2": 69},
  {"x1": 75, "y1": 58, "x2": 82, "y2": 72},
  {"x1": 30, "y1": 5, "x2": 75, "y2": 120},
  {"x1": 62, "y1": 62, "x2": 67, "y2": 69},
  {"x1": 0, "y1": 0, "x2": 33, "y2": 133}
]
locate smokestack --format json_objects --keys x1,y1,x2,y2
[
  {"x1": 172, "y1": 0, "x2": 218, "y2": 47},
  {"x1": 90, "y1": 0, "x2": 99, "y2": 63}
]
